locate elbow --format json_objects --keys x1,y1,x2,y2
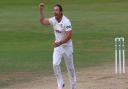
[
  {"x1": 69, "y1": 35, "x2": 72, "y2": 40},
  {"x1": 40, "y1": 18, "x2": 44, "y2": 25},
  {"x1": 67, "y1": 33, "x2": 72, "y2": 41},
  {"x1": 69, "y1": 31, "x2": 72, "y2": 39},
  {"x1": 39, "y1": 18, "x2": 49, "y2": 25},
  {"x1": 66, "y1": 31, "x2": 72, "y2": 40}
]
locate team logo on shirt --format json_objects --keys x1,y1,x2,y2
[{"x1": 55, "y1": 30, "x2": 62, "y2": 33}]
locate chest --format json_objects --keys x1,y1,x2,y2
[{"x1": 53, "y1": 23, "x2": 65, "y2": 33}]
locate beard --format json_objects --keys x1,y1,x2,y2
[
  {"x1": 54, "y1": 12, "x2": 63, "y2": 22},
  {"x1": 54, "y1": 13, "x2": 58, "y2": 16}
]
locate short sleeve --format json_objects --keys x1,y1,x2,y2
[
  {"x1": 65, "y1": 20, "x2": 72, "y2": 31},
  {"x1": 49, "y1": 17, "x2": 54, "y2": 26}
]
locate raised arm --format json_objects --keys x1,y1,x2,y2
[{"x1": 39, "y1": 3, "x2": 50, "y2": 25}]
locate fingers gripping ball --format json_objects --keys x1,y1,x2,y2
[{"x1": 40, "y1": 3, "x2": 44, "y2": 7}]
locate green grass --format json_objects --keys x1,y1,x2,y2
[{"x1": 0, "y1": 0, "x2": 128, "y2": 88}]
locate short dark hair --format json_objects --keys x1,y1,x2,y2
[{"x1": 54, "y1": 4, "x2": 63, "y2": 12}]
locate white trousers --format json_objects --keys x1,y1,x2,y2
[{"x1": 53, "y1": 46, "x2": 76, "y2": 89}]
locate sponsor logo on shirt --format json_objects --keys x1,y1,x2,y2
[{"x1": 55, "y1": 30, "x2": 62, "y2": 33}]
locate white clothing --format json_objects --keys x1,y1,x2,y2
[
  {"x1": 53, "y1": 46, "x2": 76, "y2": 89},
  {"x1": 49, "y1": 15, "x2": 73, "y2": 47},
  {"x1": 49, "y1": 15, "x2": 76, "y2": 89}
]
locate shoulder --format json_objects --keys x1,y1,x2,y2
[
  {"x1": 49, "y1": 16, "x2": 55, "y2": 25},
  {"x1": 49, "y1": 16, "x2": 55, "y2": 21},
  {"x1": 63, "y1": 16, "x2": 71, "y2": 27},
  {"x1": 63, "y1": 16, "x2": 72, "y2": 31},
  {"x1": 63, "y1": 16, "x2": 71, "y2": 23}
]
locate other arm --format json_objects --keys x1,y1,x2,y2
[{"x1": 54, "y1": 31, "x2": 72, "y2": 47}]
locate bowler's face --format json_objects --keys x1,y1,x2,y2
[{"x1": 53, "y1": 6, "x2": 61, "y2": 17}]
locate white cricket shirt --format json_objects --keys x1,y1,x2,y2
[{"x1": 49, "y1": 15, "x2": 73, "y2": 47}]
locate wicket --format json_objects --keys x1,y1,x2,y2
[{"x1": 115, "y1": 37, "x2": 125, "y2": 74}]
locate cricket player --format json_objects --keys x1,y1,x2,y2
[{"x1": 38, "y1": 3, "x2": 76, "y2": 89}]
